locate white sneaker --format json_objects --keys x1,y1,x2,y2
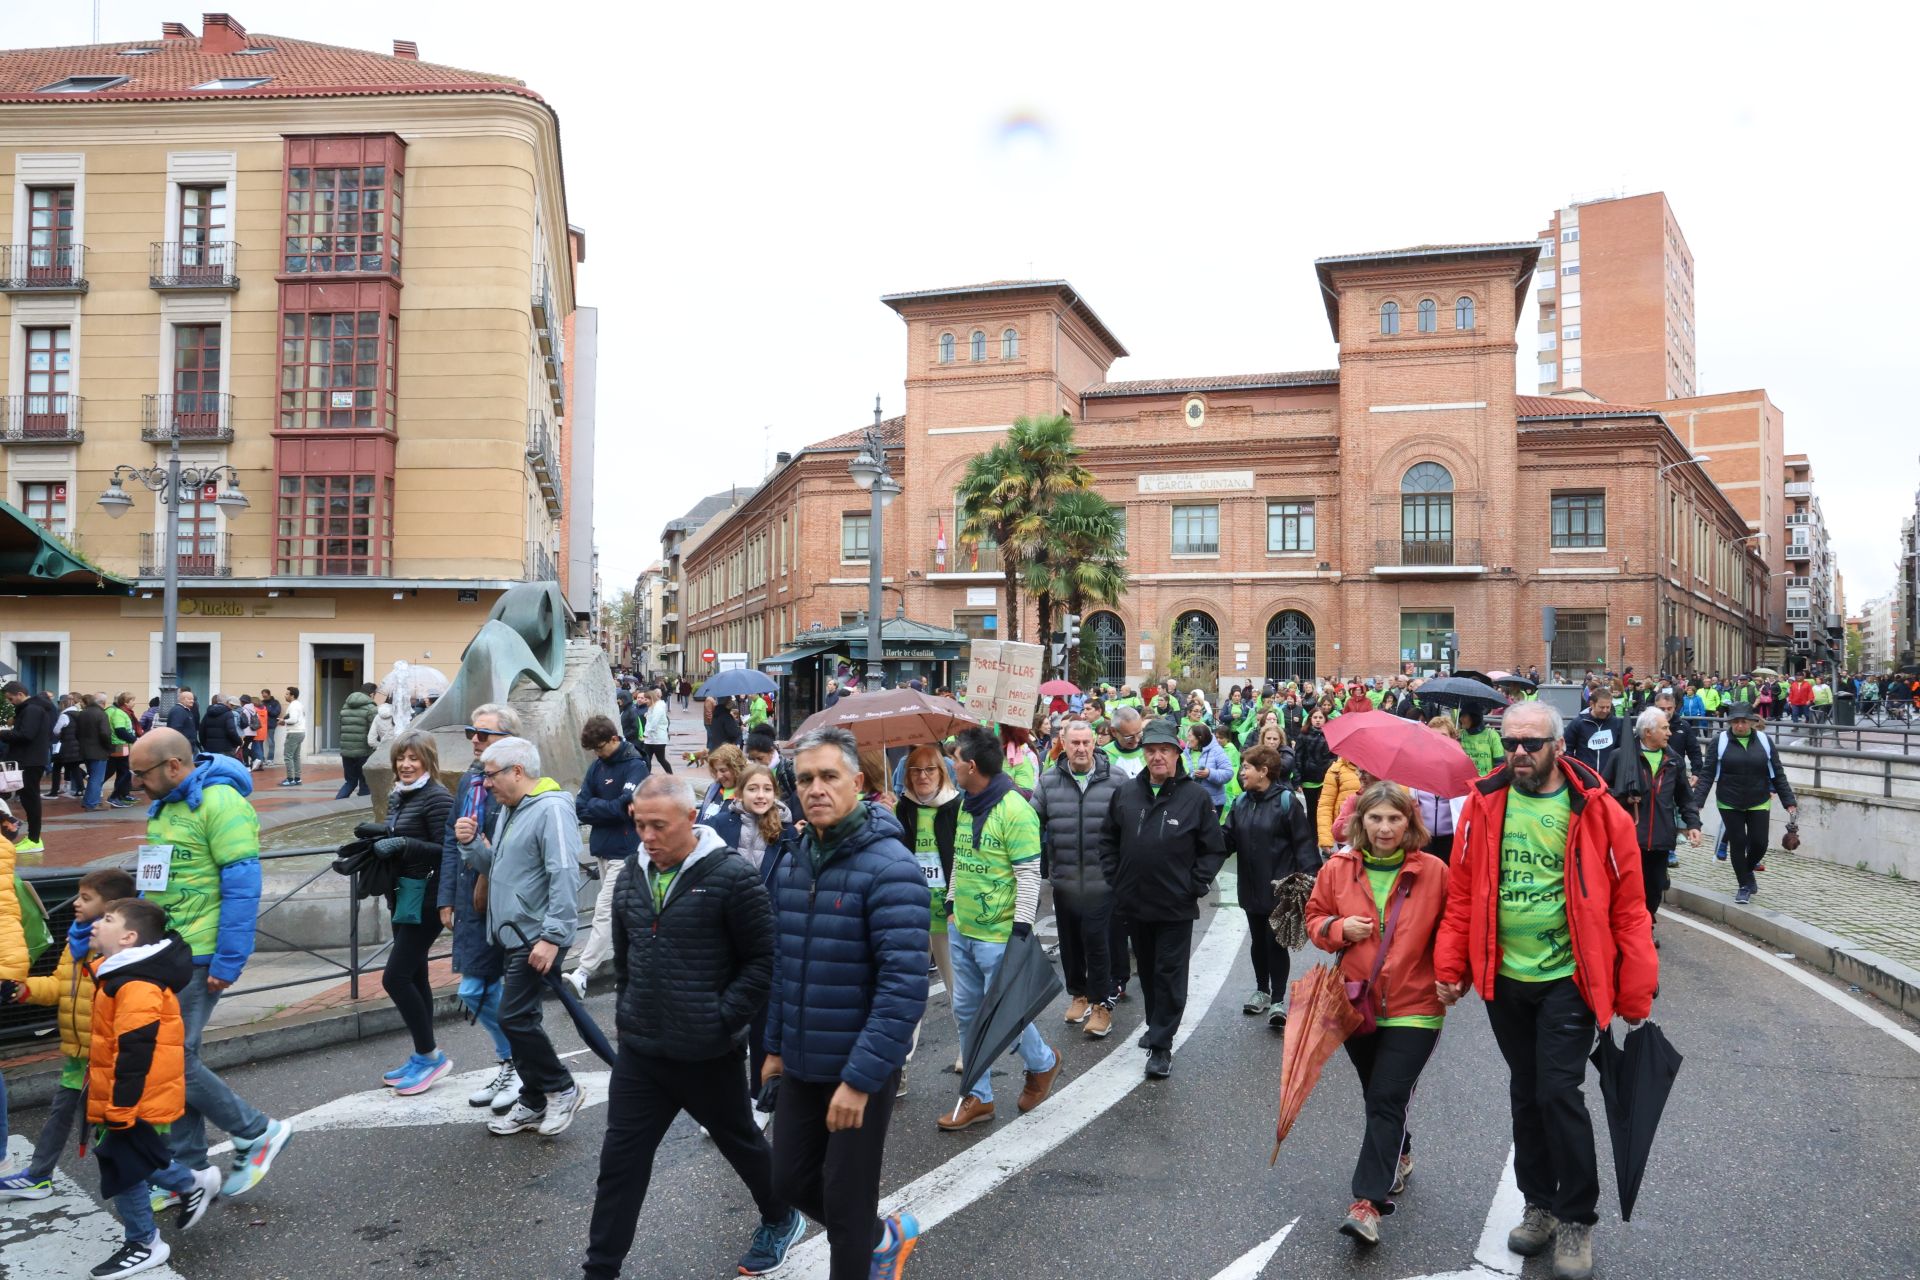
[
  {"x1": 178, "y1": 1166, "x2": 221, "y2": 1232},
  {"x1": 537, "y1": 1086, "x2": 583, "y2": 1137},
  {"x1": 468, "y1": 1059, "x2": 517, "y2": 1109},
  {"x1": 89, "y1": 1233, "x2": 171, "y2": 1277},
  {"x1": 565, "y1": 967, "x2": 591, "y2": 999},
  {"x1": 487, "y1": 1101, "x2": 545, "y2": 1136},
  {"x1": 491, "y1": 1066, "x2": 523, "y2": 1113}
]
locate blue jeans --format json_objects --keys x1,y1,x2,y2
[
  {"x1": 171, "y1": 966, "x2": 270, "y2": 1170},
  {"x1": 459, "y1": 975, "x2": 512, "y2": 1060},
  {"x1": 948, "y1": 926, "x2": 1056, "y2": 1104},
  {"x1": 83, "y1": 758, "x2": 107, "y2": 808},
  {"x1": 112, "y1": 1158, "x2": 196, "y2": 1242}
]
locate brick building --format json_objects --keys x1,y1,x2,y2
[
  {"x1": 1652, "y1": 389, "x2": 1787, "y2": 637},
  {"x1": 684, "y1": 242, "x2": 1769, "y2": 693},
  {"x1": 1536, "y1": 192, "x2": 1696, "y2": 403}
]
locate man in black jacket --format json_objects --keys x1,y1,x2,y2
[
  {"x1": 165, "y1": 688, "x2": 201, "y2": 753},
  {"x1": 1564, "y1": 685, "x2": 1627, "y2": 778},
  {"x1": 1033, "y1": 722, "x2": 1124, "y2": 1039},
  {"x1": 0, "y1": 681, "x2": 55, "y2": 852},
  {"x1": 581, "y1": 773, "x2": 805, "y2": 1280},
  {"x1": 1098, "y1": 720, "x2": 1227, "y2": 1079}
]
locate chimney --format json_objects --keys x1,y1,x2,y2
[
  {"x1": 201, "y1": 13, "x2": 248, "y2": 55},
  {"x1": 775, "y1": 451, "x2": 792, "y2": 467},
  {"x1": 392, "y1": 39, "x2": 419, "y2": 60},
  {"x1": 162, "y1": 21, "x2": 191, "y2": 39}
]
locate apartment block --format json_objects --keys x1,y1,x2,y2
[{"x1": 1536, "y1": 192, "x2": 1696, "y2": 404}]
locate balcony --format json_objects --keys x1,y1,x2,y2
[
  {"x1": 1784, "y1": 480, "x2": 1812, "y2": 498},
  {"x1": 526, "y1": 412, "x2": 562, "y2": 519},
  {"x1": 1785, "y1": 543, "x2": 1811, "y2": 561},
  {"x1": 141, "y1": 393, "x2": 233, "y2": 443},
  {"x1": 1373, "y1": 537, "x2": 1484, "y2": 575},
  {"x1": 2, "y1": 394, "x2": 84, "y2": 444},
  {"x1": 0, "y1": 244, "x2": 87, "y2": 293},
  {"x1": 525, "y1": 541, "x2": 557, "y2": 583},
  {"x1": 149, "y1": 240, "x2": 240, "y2": 291},
  {"x1": 139, "y1": 531, "x2": 231, "y2": 578},
  {"x1": 926, "y1": 514, "x2": 1005, "y2": 575},
  {"x1": 1786, "y1": 512, "x2": 1811, "y2": 526}
]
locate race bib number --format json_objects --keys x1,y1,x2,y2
[
  {"x1": 918, "y1": 855, "x2": 947, "y2": 890},
  {"x1": 136, "y1": 843, "x2": 175, "y2": 893},
  {"x1": 1588, "y1": 729, "x2": 1615, "y2": 752}
]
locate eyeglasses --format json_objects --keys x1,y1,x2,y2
[
  {"x1": 907, "y1": 766, "x2": 943, "y2": 777},
  {"x1": 463, "y1": 727, "x2": 506, "y2": 741},
  {"x1": 481, "y1": 767, "x2": 518, "y2": 781},
  {"x1": 1499, "y1": 735, "x2": 1553, "y2": 754},
  {"x1": 131, "y1": 760, "x2": 175, "y2": 781}
]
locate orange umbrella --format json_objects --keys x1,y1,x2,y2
[{"x1": 1270, "y1": 962, "x2": 1363, "y2": 1164}]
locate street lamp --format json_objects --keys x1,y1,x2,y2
[
  {"x1": 97, "y1": 427, "x2": 249, "y2": 710},
  {"x1": 1659, "y1": 454, "x2": 1712, "y2": 476},
  {"x1": 848, "y1": 395, "x2": 897, "y2": 692}
]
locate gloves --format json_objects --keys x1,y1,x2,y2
[
  {"x1": 373, "y1": 837, "x2": 409, "y2": 860},
  {"x1": 1011, "y1": 922, "x2": 1032, "y2": 940},
  {"x1": 353, "y1": 822, "x2": 387, "y2": 841}
]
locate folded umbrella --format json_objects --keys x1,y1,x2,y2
[
  {"x1": 1590, "y1": 1020, "x2": 1684, "y2": 1221},
  {"x1": 501, "y1": 922, "x2": 618, "y2": 1067},
  {"x1": 1272, "y1": 962, "x2": 1362, "y2": 1162},
  {"x1": 693, "y1": 668, "x2": 778, "y2": 700},
  {"x1": 792, "y1": 687, "x2": 983, "y2": 751},
  {"x1": 953, "y1": 929, "x2": 1063, "y2": 1119},
  {"x1": 1325, "y1": 710, "x2": 1479, "y2": 798}
]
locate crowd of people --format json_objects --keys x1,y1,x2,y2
[{"x1": 0, "y1": 656, "x2": 1839, "y2": 1280}]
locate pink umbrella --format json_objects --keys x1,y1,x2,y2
[
  {"x1": 1038, "y1": 679, "x2": 1080, "y2": 696},
  {"x1": 791, "y1": 688, "x2": 982, "y2": 751},
  {"x1": 1325, "y1": 709, "x2": 1478, "y2": 798}
]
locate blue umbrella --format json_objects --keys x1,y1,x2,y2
[{"x1": 693, "y1": 668, "x2": 778, "y2": 699}]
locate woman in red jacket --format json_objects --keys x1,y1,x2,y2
[{"x1": 1305, "y1": 781, "x2": 1450, "y2": 1247}]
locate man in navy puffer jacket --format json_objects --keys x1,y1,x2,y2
[{"x1": 762, "y1": 726, "x2": 928, "y2": 1280}]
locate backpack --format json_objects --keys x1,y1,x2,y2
[{"x1": 1717, "y1": 729, "x2": 1774, "y2": 780}]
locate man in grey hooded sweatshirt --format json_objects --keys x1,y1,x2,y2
[{"x1": 456, "y1": 736, "x2": 583, "y2": 1138}]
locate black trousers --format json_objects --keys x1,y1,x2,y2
[
  {"x1": 108, "y1": 756, "x2": 133, "y2": 803},
  {"x1": 1425, "y1": 832, "x2": 1454, "y2": 864},
  {"x1": 1485, "y1": 976, "x2": 1600, "y2": 1226},
  {"x1": 771, "y1": 1072, "x2": 898, "y2": 1280},
  {"x1": 1643, "y1": 847, "x2": 1671, "y2": 919},
  {"x1": 583, "y1": 1048, "x2": 786, "y2": 1280},
  {"x1": 640, "y1": 743, "x2": 673, "y2": 773},
  {"x1": 1342, "y1": 1025, "x2": 1440, "y2": 1206},
  {"x1": 1108, "y1": 904, "x2": 1133, "y2": 996},
  {"x1": 382, "y1": 917, "x2": 444, "y2": 1054},
  {"x1": 1243, "y1": 908, "x2": 1290, "y2": 997},
  {"x1": 499, "y1": 944, "x2": 575, "y2": 1109},
  {"x1": 1127, "y1": 919, "x2": 1193, "y2": 1051},
  {"x1": 1721, "y1": 807, "x2": 1770, "y2": 892},
  {"x1": 14, "y1": 766, "x2": 44, "y2": 840},
  {"x1": 1055, "y1": 891, "x2": 1114, "y2": 1003},
  {"x1": 335, "y1": 753, "x2": 371, "y2": 799}
]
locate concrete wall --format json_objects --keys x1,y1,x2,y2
[{"x1": 1780, "y1": 787, "x2": 1920, "y2": 880}]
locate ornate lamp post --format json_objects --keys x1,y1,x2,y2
[
  {"x1": 96, "y1": 432, "x2": 249, "y2": 709},
  {"x1": 847, "y1": 396, "x2": 900, "y2": 692}
]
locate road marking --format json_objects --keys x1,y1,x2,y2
[
  {"x1": 782, "y1": 909, "x2": 1248, "y2": 1277},
  {"x1": 1389, "y1": 1146, "x2": 1525, "y2": 1280},
  {"x1": 1663, "y1": 911, "x2": 1920, "y2": 1055},
  {"x1": 1206, "y1": 1216, "x2": 1299, "y2": 1279},
  {"x1": 1, "y1": 1136, "x2": 189, "y2": 1279}
]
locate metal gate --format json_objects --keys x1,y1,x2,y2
[{"x1": 1265, "y1": 610, "x2": 1316, "y2": 683}]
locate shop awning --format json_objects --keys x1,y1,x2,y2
[
  {"x1": 0, "y1": 500, "x2": 132, "y2": 596},
  {"x1": 760, "y1": 639, "x2": 840, "y2": 673}
]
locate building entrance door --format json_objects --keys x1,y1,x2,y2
[
  {"x1": 314, "y1": 644, "x2": 365, "y2": 751},
  {"x1": 13, "y1": 641, "x2": 60, "y2": 695},
  {"x1": 176, "y1": 643, "x2": 211, "y2": 705}
]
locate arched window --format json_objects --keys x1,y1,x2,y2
[
  {"x1": 1417, "y1": 298, "x2": 1437, "y2": 332},
  {"x1": 1087, "y1": 611, "x2": 1127, "y2": 685},
  {"x1": 939, "y1": 333, "x2": 955, "y2": 364},
  {"x1": 1002, "y1": 328, "x2": 1019, "y2": 359},
  {"x1": 1400, "y1": 462, "x2": 1455, "y2": 562},
  {"x1": 970, "y1": 330, "x2": 987, "y2": 361},
  {"x1": 1171, "y1": 610, "x2": 1219, "y2": 678},
  {"x1": 1380, "y1": 301, "x2": 1400, "y2": 335},
  {"x1": 1455, "y1": 295, "x2": 1475, "y2": 330},
  {"x1": 1265, "y1": 611, "x2": 1316, "y2": 684}
]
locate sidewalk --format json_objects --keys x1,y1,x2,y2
[{"x1": 1669, "y1": 840, "x2": 1920, "y2": 971}]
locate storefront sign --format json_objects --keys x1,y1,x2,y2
[
  {"x1": 1138, "y1": 470, "x2": 1254, "y2": 495},
  {"x1": 966, "y1": 587, "x2": 997, "y2": 606},
  {"x1": 120, "y1": 597, "x2": 337, "y2": 618},
  {"x1": 963, "y1": 639, "x2": 1043, "y2": 727}
]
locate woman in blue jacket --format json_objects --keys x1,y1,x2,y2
[{"x1": 1184, "y1": 722, "x2": 1235, "y2": 813}]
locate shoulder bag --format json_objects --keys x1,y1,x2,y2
[{"x1": 1345, "y1": 877, "x2": 1410, "y2": 1037}]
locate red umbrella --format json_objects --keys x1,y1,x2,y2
[
  {"x1": 1325, "y1": 709, "x2": 1478, "y2": 797},
  {"x1": 1271, "y1": 963, "x2": 1363, "y2": 1162},
  {"x1": 1038, "y1": 679, "x2": 1080, "y2": 696}
]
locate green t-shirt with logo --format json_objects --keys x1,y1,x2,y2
[
  {"x1": 949, "y1": 790, "x2": 1041, "y2": 944},
  {"x1": 913, "y1": 804, "x2": 945, "y2": 927},
  {"x1": 1365, "y1": 862, "x2": 1444, "y2": 1029},
  {"x1": 1497, "y1": 786, "x2": 1576, "y2": 983},
  {"x1": 1461, "y1": 726, "x2": 1507, "y2": 776}
]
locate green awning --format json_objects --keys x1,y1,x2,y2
[
  {"x1": 760, "y1": 639, "x2": 839, "y2": 672},
  {"x1": 0, "y1": 499, "x2": 131, "y2": 596}
]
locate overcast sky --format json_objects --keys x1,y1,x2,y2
[{"x1": 26, "y1": 3, "x2": 1918, "y2": 607}]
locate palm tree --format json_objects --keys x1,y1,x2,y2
[
  {"x1": 956, "y1": 440, "x2": 1024, "y2": 638},
  {"x1": 1030, "y1": 488, "x2": 1128, "y2": 678},
  {"x1": 958, "y1": 414, "x2": 1093, "y2": 643}
]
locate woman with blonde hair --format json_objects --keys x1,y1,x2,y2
[
  {"x1": 699, "y1": 743, "x2": 747, "y2": 823},
  {"x1": 893, "y1": 742, "x2": 963, "y2": 1087},
  {"x1": 1305, "y1": 781, "x2": 1450, "y2": 1246}
]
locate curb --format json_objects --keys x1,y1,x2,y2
[{"x1": 1666, "y1": 882, "x2": 1920, "y2": 1019}]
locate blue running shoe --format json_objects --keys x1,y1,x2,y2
[
  {"x1": 738, "y1": 1207, "x2": 807, "y2": 1275},
  {"x1": 869, "y1": 1212, "x2": 919, "y2": 1280},
  {"x1": 0, "y1": 1170, "x2": 52, "y2": 1200},
  {"x1": 383, "y1": 1054, "x2": 427, "y2": 1087},
  {"x1": 394, "y1": 1051, "x2": 452, "y2": 1097}
]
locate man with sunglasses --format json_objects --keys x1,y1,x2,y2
[{"x1": 1433, "y1": 700, "x2": 1656, "y2": 1280}]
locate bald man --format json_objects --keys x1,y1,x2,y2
[{"x1": 131, "y1": 728, "x2": 294, "y2": 1197}]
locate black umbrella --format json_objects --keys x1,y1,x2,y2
[
  {"x1": 693, "y1": 668, "x2": 778, "y2": 699},
  {"x1": 1415, "y1": 676, "x2": 1510, "y2": 710},
  {"x1": 502, "y1": 922, "x2": 618, "y2": 1066},
  {"x1": 1589, "y1": 1020, "x2": 1684, "y2": 1221},
  {"x1": 952, "y1": 930, "x2": 1063, "y2": 1119}
]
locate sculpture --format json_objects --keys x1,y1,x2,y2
[{"x1": 412, "y1": 582, "x2": 568, "y2": 733}]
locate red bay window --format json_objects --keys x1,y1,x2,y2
[
  {"x1": 282, "y1": 134, "x2": 404, "y2": 276},
  {"x1": 274, "y1": 433, "x2": 394, "y2": 576}
]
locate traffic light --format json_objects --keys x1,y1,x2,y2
[
  {"x1": 1062, "y1": 614, "x2": 1081, "y2": 650},
  {"x1": 1050, "y1": 643, "x2": 1067, "y2": 669}
]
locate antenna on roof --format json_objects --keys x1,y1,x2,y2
[
  {"x1": 873, "y1": 395, "x2": 882, "y2": 426},
  {"x1": 92, "y1": 0, "x2": 101, "y2": 41}
]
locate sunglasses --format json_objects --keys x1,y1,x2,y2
[
  {"x1": 463, "y1": 727, "x2": 507, "y2": 741},
  {"x1": 1499, "y1": 735, "x2": 1553, "y2": 754}
]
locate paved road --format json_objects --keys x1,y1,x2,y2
[{"x1": 6, "y1": 895, "x2": 1918, "y2": 1280}]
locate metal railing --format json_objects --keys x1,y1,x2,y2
[
  {"x1": 1375, "y1": 536, "x2": 1483, "y2": 567},
  {"x1": 139, "y1": 530, "x2": 231, "y2": 577},
  {"x1": 0, "y1": 243, "x2": 88, "y2": 292},
  {"x1": 1, "y1": 393, "x2": 84, "y2": 443},
  {"x1": 525, "y1": 540, "x2": 557, "y2": 582},
  {"x1": 1776, "y1": 744, "x2": 1920, "y2": 799},
  {"x1": 527, "y1": 411, "x2": 562, "y2": 518},
  {"x1": 149, "y1": 239, "x2": 240, "y2": 289},
  {"x1": 141, "y1": 391, "x2": 234, "y2": 442},
  {"x1": 926, "y1": 514, "x2": 1005, "y2": 573}
]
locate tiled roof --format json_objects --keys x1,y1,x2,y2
[
  {"x1": 880, "y1": 281, "x2": 1128, "y2": 359},
  {"x1": 804, "y1": 415, "x2": 906, "y2": 452},
  {"x1": 1312, "y1": 241, "x2": 1541, "y2": 339},
  {"x1": 1083, "y1": 370, "x2": 1339, "y2": 398},
  {"x1": 1515, "y1": 394, "x2": 1658, "y2": 419},
  {"x1": 1313, "y1": 242, "x2": 1543, "y2": 266},
  {"x1": 662, "y1": 487, "x2": 758, "y2": 536},
  {"x1": 0, "y1": 27, "x2": 536, "y2": 105}
]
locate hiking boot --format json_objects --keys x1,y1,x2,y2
[
  {"x1": 1063, "y1": 995, "x2": 1092, "y2": 1024},
  {"x1": 1507, "y1": 1203, "x2": 1557, "y2": 1257},
  {"x1": 1390, "y1": 1152, "x2": 1413, "y2": 1195},
  {"x1": 1243, "y1": 990, "x2": 1272, "y2": 1015},
  {"x1": 1339, "y1": 1199, "x2": 1381, "y2": 1245},
  {"x1": 738, "y1": 1207, "x2": 807, "y2": 1276},
  {"x1": 1145, "y1": 1048, "x2": 1172, "y2": 1079},
  {"x1": 937, "y1": 1096, "x2": 994, "y2": 1131},
  {"x1": 1017, "y1": 1056, "x2": 1061, "y2": 1113},
  {"x1": 1084, "y1": 1004, "x2": 1113, "y2": 1038},
  {"x1": 1551, "y1": 1221, "x2": 1594, "y2": 1280},
  {"x1": 469, "y1": 1059, "x2": 517, "y2": 1108}
]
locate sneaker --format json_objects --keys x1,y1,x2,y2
[
  {"x1": 1734, "y1": 885, "x2": 1755, "y2": 906},
  {"x1": 108, "y1": 798, "x2": 136, "y2": 809},
  {"x1": 90, "y1": 1235, "x2": 171, "y2": 1278},
  {"x1": 565, "y1": 967, "x2": 590, "y2": 1000},
  {"x1": 178, "y1": 1165, "x2": 221, "y2": 1231},
  {"x1": 1243, "y1": 989, "x2": 1272, "y2": 1015},
  {"x1": 1017, "y1": 1055, "x2": 1061, "y2": 1114},
  {"x1": 394, "y1": 1050, "x2": 452, "y2": 1096},
  {"x1": 1507, "y1": 1203, "x2": 1558, "y2": 1257},
  {"x1": 1666, "y1": 850, "x2": 1680, "y2": 868},
  {"x1": 738, "y1": 1207, "x2": 807, "y2": 1276},
  {"x1": 937, "y1": 1096, "x2": 994, "y2": 1131},
  {"x1": 1145, "y1": 1047, "x2": 1172, "y2": 1079},
  {"x1": 537, "y1": 1085, "x2": 583, "y2": 1136},
  {"x1": 383, "y1": 1054, "x2": 423, "y2": 1087},
  {"x1": 0, "y1": 1170, "x2": 53, "y2": 1199},
  {"x1": 1268, "y1": 1008, "x2": 1288, "y2": 1032},
  {"x1": 1063, "y1": 995, "x2": 1092, "y2": 1024},
  {"x1": 896, "y1": 1066, "x2": 910, "y2": 1099},
  {"x1": 1551, "y1": 1221, "x2": 1594, "y2": 1280},
  {"x1": 1754, "y1": 862, "x2": 1767, "y2": 873},
  {"x1": 1084, "y1": 1004, "x2": 1113, "y2": 1038},
  {"x1": 222, "y1": 1118, "x2": 293, "y2": 1198},
  {"x1": 868, "y1": 1211, "x2": 918, "y2": 1280},
  {"x1": 1390, "y1": 1151, "x2": 1413, "y2": 1195},
  {"x1": 149, "y1": 1186, "x2": 180, "y2": 1214},
  {"x1": 488, "y1": 1101, "x2": 546, "y2": 1135},
  {"x1": 13, "y1": 838, "x2": 44, "y2": 854},
  {"x1": 469, "y1": 1059, "x2": 517, "y2": 1108},
  {"x1": 1339, "y1": 1199, "x2": 1382, "y2": 1245}
]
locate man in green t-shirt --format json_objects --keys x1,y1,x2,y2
[
  {"x1": 1103, "y1": 706, "x2": 1147, "y2": 780},
  {"x1": 937, "y1": 726, "x2": 1059, "y2": 1131}
]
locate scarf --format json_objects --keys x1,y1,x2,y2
[
  {"x1": 807, "y1": 801, "x2": 871, "y2": 873},
  {"x1": 68, "y1": 916, "x2": 94, "y2": 961},
  {"x1": 1360, "y1": 845, "x2": 1407, "y2": 872},
  {"x1": 147, "y1": 751, "x2": 254, "y2": 819},
  {"x1": 961, "y1": 772, "x2": 1016, "y2": 847}
]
